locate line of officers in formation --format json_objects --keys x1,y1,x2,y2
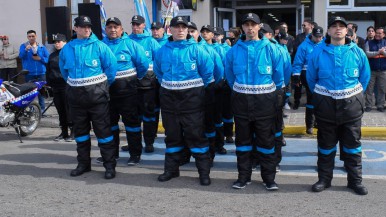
[{"x1": 54, "y1": 12, "x2": 370, "y2": 196}]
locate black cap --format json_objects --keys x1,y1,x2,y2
[
  {"x1": 278, "y1": 29, "x2": 289, "y2": 40},
  {"x1": 74, "y1": 16, "x2": 92, "y2": 27},
  {"x1": 52, "y1": 33, "x2": 66, "y2": 42},
  {"x1": 259, "y1": 23, "x2": 273, "y2": 34},
  {"x1": 106, "y1": 17, "x2": 122, "y2": 26},
  {"x1": 170, "y1": 16, "x2": 188, "y2": 27},
  {"x1": 328, "y1": 16, "x2": 347, "y2": 28},
  {"x1": 347, "y1": 28, "x2": 354, "y2": 37},
  {"x1": 200, "y1": 25, "x2": 214, "y2": 33},
  {"x1": 131, "y1": 15, "x2": 145, "y2": 24},
  {"x1": 312, "y1": 26, "x2": 324, "y2": 37},
  {"x1": 241, "y1": 13, "x2": 260, "y2": 24},
  {"x1": 151, "y1": 21, "x2": 163, "y2": 29},
  {"x1": 213, "y1": 27, "x2": 224, "y2": 35},
  {"x1": 187, "y1": 21, "x2": 197, "y2": 30}
]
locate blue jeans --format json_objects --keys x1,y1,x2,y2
[{"x1": 25, "y1": 74, "x2": 46, "y2": 112}]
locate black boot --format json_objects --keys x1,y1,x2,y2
[
  {"x1": 345, "y1": 153, "x2": 367, "y2": 195},
  {"x1": 194, "y1": 152, "x2": 212, "y2": 186},
  {"x1": 158, "y1": 153, "x2": 180, "y2": 182},
  {"x1": 70, "y1": 164, "x2": 91, "y2": 177},
  {"x1": 312, "y1": 179, "x2": 331, "y2": 192},
  {"x1": 105, "y1": 168, "x2": 116, "y2": 179},
  {"x1": 144, "y1": 144, "x2": 154, "y2": 153},
  {"x1": 314, "y1": 149, "x2": 335, "y2": 191}
]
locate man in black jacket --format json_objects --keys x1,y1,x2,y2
[{"x1": 46, "y1": 33, "x2": 73, "y2": 142}]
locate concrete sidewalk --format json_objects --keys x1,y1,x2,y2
[{"x1": 283, "y1": 106, "x2": 386, "y2": 139}]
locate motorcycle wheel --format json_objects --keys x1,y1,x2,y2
[{"x1": 19, "y1": 101, "x2": 41, "y2": 137}]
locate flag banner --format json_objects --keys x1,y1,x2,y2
[
  {"x1": 134, "y1": 0, "x2": 152, "y2": 33},
  {"x1": 161, "y1": 0, "x2": 179, "y2": 35},
  {"x1": 95, "y1": 0, "x2": 107, "y2": 37}
]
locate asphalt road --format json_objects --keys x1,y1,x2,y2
[{"x1": 1, "y1": 127, "x2": 386, "y2": 217}]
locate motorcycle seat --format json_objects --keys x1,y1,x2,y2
[{"x1": 3, "y1": 83, "x2": 38, "y2": 98}]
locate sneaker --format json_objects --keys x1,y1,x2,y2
[
  {"x1": 96, "y1": 156, "x2": 120, "y2": 164},
  {"x1": 293, "y1": 103, "x2": 299, "y2": 110},
  {"x1": 225, "y1": 136, "x2": 234, "y2": 143},
  {"x1": 263, "y1": 181, "x2": 279, "y2": 191},
  {"x1": 306, "y1": 128, "x2": 313, "y2": 135},
  {"x1": 276, "y1": 165, "x2": 281, "y2": 172},
  {"x1": 144, "y1": 145, "x2": 154, "y2": 153},
  {"x1": 364, "y1": 107, "x2": 372, "y2": 112},
  {"x1": 54, "y1": 134, "x2": 64, "y2": 142},
  {"x1": 217, "y1": 147, "x2": 227, "y2": 155},
  {"x1": 232, "y1": 179, "x2": 252, "y2": 189},
  {"x1": 121, "y1": 145, "x2": 129, "y2": 152},
  {"x1": 252, "y1": 162, "x2": 260, "y2": 171},
  {"x1": 127, "y1": 156, "x2": 140, "y2": 166},
  {"x1": 284, "y1": 103, "x2": 290, "y2": 110}
]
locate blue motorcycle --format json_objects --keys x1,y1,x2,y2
[{"x1": 0, "y1": 70, "x2": 46, "y2": 142}]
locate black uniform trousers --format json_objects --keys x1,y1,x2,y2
[
  {"x1": 213, "y1": 80, "x2": 227, "y2": 150},
  {"x1": 274, "y1": 88, "x2": 286, "y2": 164},
  {"x1": 316, "y1": 118, "x2": 363, "y2": 185},
  {"x1": 293, "y1": 70, "x2": 314, "y2": 128},
  {"x1": 313, "y1": 93, "x2": 364, "y2": 185},
  {"x1": 138, "y1": 88, "x2": 157, "y2": 146},
  {"x1": 162, "y1": 110, "x2": 211, "y2": 177},
  {"x1": 205, "y1": 82, "x2": 216, "y2": 159},
  {"x1": 71, "y1": 102, "x2": 116, "y2": 170},
  {"x1": 110, "y1": 95, "x2": 142, "y2": 158},
  {"x1": 52, "y1": 88, "x2": 72, "y2": 135},
  {"x1": 222, "y1": 82, "x2": 234, "y2": 138},
  {"x1": 234, "y1": 116, "x2": 277, "y2": 184}
]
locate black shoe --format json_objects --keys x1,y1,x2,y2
[
  {"x1": 54, "y1": 134, "x2": 65, "y2": 142},
  {"x1": 365, "y1": 107, "x2": 372, "y2": 112},
  {"x1": 347, "y1": 183, "x2": 368, "y2": 195},
  {"x1": 121, "y1": 145, "x2": 129, "y2": 152},
  {"x1": 306, "y1": 128, "x2": 313, "y2": 135},
  {"x1": 158, "y1": 171, "x2": 180, "y2": 182},
  {"x1": 199, "y1": 176, "x2": 211, "y2": 186},
  {"x1": 144, "y1": 145, "x2": 154, "y2": 153},
  {"x1": 263, "y1": 181, "x2": 279, "y2": 191},
  {"x1": 312, "y1": 180, "x2": 331, "y2": 192},
  {"x1": 293, "y1": 103, "x2": 299, "y2": 110},
  {"x1": 127, "y1": 156, "x2": 140, "y2": 166},
  {"x1": 70, "y1": 165, "x2": 91, "y2": 177},
  {"x1": 232, "y1": 179, "x2": 252, "y2": 189},
  {"x1": 217, "y1": 147, "x2": 227, "y2": 155},
  {"x1": 377, "y1": 107, "x2": 384, "y2": 112},
  {"x1": 105, "y1": 168, "x2": 116, "y2": 179},
  {"x1": 225, "y1": 136, "x2": 234, "y2": 143}
]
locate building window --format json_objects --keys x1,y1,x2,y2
[
  {"x1": 355, "y1": 0, "x2": 386, "y2": 7},
  {"x1": 329, "y1": 0, "x2": 349, "y2": 6}
]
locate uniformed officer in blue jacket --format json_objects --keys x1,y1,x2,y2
[
  {"x1": 59, "y1": 16, "x2": 118, "y2": 179},
  {"x1": 225, "y1": 13, "x2": 284, "y2": 190},
  {"x1": 307, "y1": 16, "x2": 371, "y2": 195},
  {"x1": 292, "y1": 26, "x2": 324, "y2": 135},
  {"x1": 154, "y1": 16, "x2": 215, "y2": 186},
  {"x1": 128, "y1": 15, "x2": 161, "y2": 156},
  {"x1": 97, "y1": 17, "x2": 149, "y2": 166}
]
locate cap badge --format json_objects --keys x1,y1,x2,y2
[
  {"x1": 248, "y1": 13, "x2": 253, "y2": 18},
  {"x1": 84, "y1": 17, "x2": 90, "y2": 22},
  {"x1": 178, "y1": 17, "x2": 183, "y2": 21}
]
